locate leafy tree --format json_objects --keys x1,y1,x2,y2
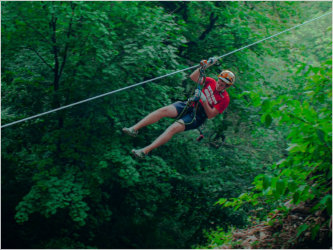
[{"x1": 2, "y1": 1, "x2": 331, "y2": 249}]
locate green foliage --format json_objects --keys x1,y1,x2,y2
[
  {"x1": 214, "y1": 59, "x2": 332, "y2": 246},
  {"x1": 15, "y1": 172, "x2": 91, "y2": 225},
  {"x1": 2, "y1": 1, "x2": 331, "y2": 249},
  {"x1": 195, "y1": 227, "x2": 236, "y2": 249}
]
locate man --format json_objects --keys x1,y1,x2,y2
[{"x1": 122, "y1": 59, "x2": 235, "y2": 158}]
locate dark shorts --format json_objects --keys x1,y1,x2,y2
[{"x1": 172, "y1": 101, "x2": 207, "y2": 131}]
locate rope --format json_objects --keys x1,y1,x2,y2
[
  {"x1": 175, "y1": 66, "x2": 206, "y2": 125},
  {"x1": 2, "y1": 11, "x2": 331, "y2": 129}
]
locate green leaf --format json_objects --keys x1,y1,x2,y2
[
  {"x1": 293, "y1": 191, "x2": 300, "y2": 204},
  {"x1": 99, "y1": 161, "x2": 108, "y2": 169},
  {"x1": 263, "y1": 175, "x2": 271, "y2": 190},
  {"x1": 276, "y1": 159, "x2": 286, "y2": 167},
  {"x1": 316, "y1": 195, "x2": 333, "y2": 214},
  {"x1": 288, "y1": 180, "x2": 297, "y2": 192},
  {"x1": 239, "y1": 193, "x2": 248, "y2": 200},
  {"x1": 215, "y1": 198, "x2": 227, "y2": 206},
  {"x1": 239, "y1": 91, "x2": 251, "y2": 97},
  {"x1": 276, "y1": 179, "x2": 286, "y2": 196},
  {"x1": 316, "y1": 129, "x2": 326, "y2": 144},
  {"x1": 261, "y1": 100, "x2": 271, "y2": 113},
  {"x1": 296, "y1": 224, "x2": 309, "y2": 238},
  {"x1": 251, "y1": 92, "x2": 261, "y2": 107},
  {"x1": 311, "y1": 224, "x2": 320, "y2": 240},
  {"x1": 286, "y1": 143, "x2": 298, "y2": 152},
  {"x1": 327, "y1": 198, "x2": 332, "y2": 215},
  {"x1": 265, "y1": 114, "x2": 273, "y2": 127},
  {"x1": 273, "y1": 188, "x2": 280, "y2": 200}
]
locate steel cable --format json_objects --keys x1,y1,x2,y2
[{"x1": 2, "y1": 11, "x2": 331, "y2": 129}]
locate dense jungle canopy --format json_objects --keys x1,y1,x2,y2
[{"x1": 1, "y1": 1, "x2": 332, "y2": 249}]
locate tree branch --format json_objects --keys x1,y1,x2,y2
[
  {"x1": 27, "y1": 46, "x2": 54, "y2": 71},
  {"x1": 50, "y1": 14, "x2": 60, "y2": 90},
  {"x1": 179, "y1": 11, "x2": 219, "y2": 55},
  {"x1": 21, "y1": 19, "x2": 49, "y2": 44},
  {"x1": 17, "y1": 7, "x2": 50, "y2": 44},
  {"x1": 59, "y1": 3, "x2": 76, "y2": 78},
  {"x1": 199, "y1": 12, "x2": 219, "y2": 40}
]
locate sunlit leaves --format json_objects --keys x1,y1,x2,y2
[{"x1": 216, "y1": 58, "x2": 332, "y2": 243}]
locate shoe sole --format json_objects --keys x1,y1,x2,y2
[
  {"x1": 123, "y1": 128, "x2": 137, "y2": 137},
  {"x1": 131, "y1": 150, "x2": 145, "y2": 159}
]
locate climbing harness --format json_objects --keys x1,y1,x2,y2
[
  {"x1": 175, "y1": 58, "x2": 210, "y2": 126},
  {"x1": 196, "y1": 127, "x2": 205, "y2": 142},
  {"x1": 1, "y1": 11, "x2": 331, "y2": 129},
  {"x1": 174, "y1": 58, "x2": 219, "y2": 142},
  {"x1": 177, "y1": 57, "x2": 217, "y2": 120}
]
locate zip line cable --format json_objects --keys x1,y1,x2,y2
[
  {"x1": 1, "y1": 11, "x2": 331, "y2": 129},
  {"x1": 216, "y1": 11, "x2": 332, "y2": 60}
]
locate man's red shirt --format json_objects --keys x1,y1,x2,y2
[{"x1": 199, "y1": 77, "x2": 230, "y2": 114}]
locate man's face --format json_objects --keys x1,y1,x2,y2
[{"x1": 216, "y1": 78, "x2": 230, "y2": 92}]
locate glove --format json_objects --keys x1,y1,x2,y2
[
  {"x1": 207, "y1": 57, "x2": 218, "y2": 66},
  {"x1": 200, "y1": 57, "x2": 218, "y2": 69},
  {"x1": 192, "y1": 89, "x2": 206, "y2": 102}
]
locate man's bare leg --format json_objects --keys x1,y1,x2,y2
[
  {"x1": 141, "y1": 121, "x2": 185, "y2": 154},
  {"x1": 131, "y1": 105, "x2": 178, "y2": 132}
]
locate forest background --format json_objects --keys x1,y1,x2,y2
[{"x1": 1, "y1": 1, "x2": 332, "y2": 249}]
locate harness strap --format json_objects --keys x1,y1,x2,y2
[{"x1": 175, "y1": 65, "x2": 207, "y2": 125}]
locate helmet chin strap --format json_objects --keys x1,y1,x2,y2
[{"x1": 218, "y1": 84, "x2": 228, "y2": 92}]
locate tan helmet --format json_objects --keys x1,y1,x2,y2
[{"x1": 218, "y1": 70, "x2": 235, "y2": 85}]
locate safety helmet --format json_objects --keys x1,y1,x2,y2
[{"x1": 218, "y1": 70, "x2": 235, "y2": 85}]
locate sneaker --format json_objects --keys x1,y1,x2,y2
[
  {"x1": 122, "y1": 127, "x2": 138, "y2": 137},
  {"x1": 131, "y1": 149, "x2": 146, "y2": 159}
]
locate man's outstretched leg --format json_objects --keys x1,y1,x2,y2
[
  {"x1": 123, "y1": 105, "x2": 178, "y2": 137},
  {"x1": 132, "y1": 121, "x2": 185, "y2": 158}
]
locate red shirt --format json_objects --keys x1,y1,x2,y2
[{"x1": 199, "y1": 77, "x2": 230, "y2": 114}]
